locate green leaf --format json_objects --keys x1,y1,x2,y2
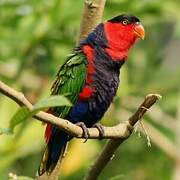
[
  {"x1": 9, "y1": 107, "x2": 30, "y2": 132},
  {"x1": 8, "y1": 95, "x2": 71, "y2": 133},
  {"x1": 33, "y1": 95, "x2": 72, "y2": 111}
]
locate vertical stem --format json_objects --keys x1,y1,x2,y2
[{"x1": 77, "y1": 0, "x2": 106, "y2": 43}]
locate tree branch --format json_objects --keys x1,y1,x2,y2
[
  {"x1": 0, "y1": 80, "x2": 131, "y2": 139},
  {"x1": 0, "y1": 80, "x2": 160, "y2": 140},
  {"x1": 77, "y1": 0, "x2": 106, "y2": 42},
  {"x1": 84, "y1": 94, "x2": 161, "y2": 180}
]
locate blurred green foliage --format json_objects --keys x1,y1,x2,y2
[{"x1": 0, "y1": 0, "x2": 180, "y2": 180}]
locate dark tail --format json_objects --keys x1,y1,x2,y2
[{"x1": 38, "y1": 127, "x2": 69, "y2": 176}]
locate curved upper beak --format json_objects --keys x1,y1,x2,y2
[{"x1": 134, "y1": 23, "x2": 145, "y2": 40}]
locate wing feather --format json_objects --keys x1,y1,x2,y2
[{"x1": 51, "y1": 52, "x2": 87, "y2": 118}]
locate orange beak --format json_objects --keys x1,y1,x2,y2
[{"x1": 134, "y1": 23, "x2": 145, "y2": 40}]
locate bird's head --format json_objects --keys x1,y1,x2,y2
[{"x1": 104, "y1": 14, "x2": 145, "y2": 60}]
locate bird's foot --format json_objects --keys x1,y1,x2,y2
[
  {"x1": 76, "y1": 122, "x2": 90, "y2": 143},
  {"x1": 93, "y1": 123, "x2": 104, "y2": 139}
]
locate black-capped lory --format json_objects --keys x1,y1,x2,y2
[{"x1": 38, "y1": 14, "x2": 145, "y2": 175}]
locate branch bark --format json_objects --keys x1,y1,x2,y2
[
  {"x1": 0, "y1": 80, "x2": 132, "y2": 139},
  {"x1": 77, "y1": 0, "x2": 106, "y2": 42},
  {"x1": 0, "y1": 81, "x2": 160, "y2": 140}
]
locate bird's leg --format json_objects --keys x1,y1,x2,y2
[
  {"x1": 93, "y1": 123, "x2": 104, "y2": 139},
  {"x1": 76, "y1": 122, "x2": 90, "y2": 142}
]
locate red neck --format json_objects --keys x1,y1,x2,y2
[{"x1": 104, "y1": 22, "x2": 137, "y2": 61}]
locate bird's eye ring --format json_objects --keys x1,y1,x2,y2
[{"x1": 122, "y1": 19, "x2": 129, "y2": 25}]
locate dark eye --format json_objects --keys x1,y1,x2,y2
[{"x1": 122, "y1": 19, "x2": 129, "y2": 25}]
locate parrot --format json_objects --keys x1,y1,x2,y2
[{"x1": 38, "y1": 14, "x2": 145, "y2": 175}]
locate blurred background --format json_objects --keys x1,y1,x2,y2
[{"x1": 0, "y1": 0, "x2": 180, "y2": 179}]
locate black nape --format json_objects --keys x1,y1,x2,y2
[{"x1": 108, "y1": 14, "x2": 140, "y2": 23}]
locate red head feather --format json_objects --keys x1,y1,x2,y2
[{"x1": 104, "y1": 14, "x2": 145, "y2": 60}]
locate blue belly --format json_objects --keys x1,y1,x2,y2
[{"x1": 66, "y1": 101, "x2": 105, "y2": 127}]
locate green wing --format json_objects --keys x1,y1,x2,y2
[{"x1": 50, "y1": 52, "x2": 87, "y2": 118}]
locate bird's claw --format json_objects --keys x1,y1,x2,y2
[
  {"x1": 76, "y1": 122, "x2": 90, "y2": 142},
  {"x1": 93, "y1": 123, "x2": 104, "y2": 139}
]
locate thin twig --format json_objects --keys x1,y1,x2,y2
[{"x1": 143, "y1": 121, "x2": 180, "y2": 163}]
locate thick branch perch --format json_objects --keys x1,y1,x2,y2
[
  {"x1": 0, "y1": 80, "x2": 131, "y2": 139},
  {"x1": 0, "y1": 81, "x2": 159, "y2": 139}
]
